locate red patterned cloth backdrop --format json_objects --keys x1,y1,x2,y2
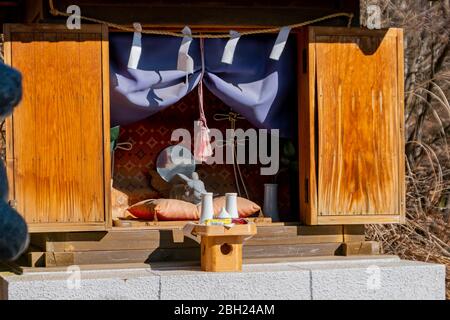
[{"x1": 113, "y1": 88, "x2": 297, "y2": 220}]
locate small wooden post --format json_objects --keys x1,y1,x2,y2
[{"x1": 192, "y1": 224, "x2": 257, "y2": 272}]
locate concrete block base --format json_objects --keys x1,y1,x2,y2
[{"x1": 0, "y1": 256, "x2": 445, "y2": 300}]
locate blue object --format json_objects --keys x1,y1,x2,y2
[
  {"x1": 109, "y1": 33, "x2": 297, "y2": 137},
  {"x1": 0, "y1": 62, "x2": 29, "y2": 261}
]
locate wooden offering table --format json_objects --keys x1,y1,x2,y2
[{"x1": 190, "y1": 223, "x2": 257, "y2": 272}]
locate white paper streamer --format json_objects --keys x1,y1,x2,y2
[
  {"x1": 177, "y1": 26, "x2": 194, "y2": 74},
  {"x1": 270, "y1": 26, "x2": 291, "y2": 61},
  {"x1": 127, "y1": 23, "x2": 142, "y2": 69},
  {"x1": 221, "y1": 30, "x2": 241, "y2": 64},
  {"x1": 182, "y1": 223, "x2": 200, "y2": 243}
]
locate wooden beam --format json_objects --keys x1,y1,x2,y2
[
  {"x1": 30, "y1": 225, "x2": 345, "y2": 253},
  {"x1": 340, "y1": 241, "x2": 380, "y2": 256},
  {"x1": 343, "y1": 225, "x2": 365, "y2": 242},
  {"x1": 43, "y1": 0, "x2": 359, "y2": 26},
  {"x1": 27, "y1": 252, "x2": 45, "y2": 267},
  {"x1": 42, "y1": 242, "x2": 344, "y2": 267},
  {"x1": 44, "y1": 248, "x2": 201, "y2": 267},
  {"x1": 25, "y1": 0, "x2": 44, "y2": 22}
]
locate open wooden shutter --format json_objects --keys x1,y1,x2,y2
[
  {"x1": 3, "y1": 24, "x2": 111, "y2": 232},
  {"x1": 298, "y1": 27, "x2": 405, "y2": 225}
]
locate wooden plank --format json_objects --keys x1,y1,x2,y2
[
  {"x1": 27, "y1": 252, "x2": 45, "y2": 267},
  {"x1": 307, "y1": 26, "x2": 319, "y2": 226},
  {"x1": 113, "y1": 217, "x2": 278, "y2": 229},
  {"x1": 256, "y1": 225, "x2": 342, "y2": 237},
  {"x1": 172, "y1": 229, "x2": 185, "y2": 243},
  {"x1": 396, "y1": 29, "x2": 406, "y2": 224},
  {"x1": 42, "y1": 242, "x2": 344, "y2": 267},
  {"x1": 250, "y1": 225, "x2": 343, "y2": 244},
  {"x1": 192, "y1": 224, "x2": 257, "y2": 237},
  {"x1": 55, "y1": 31, "x2": 82, "y2": 224},
  {"x1": 45, "y1": 1, "x2": 359, "y2": 26},
  {"x1": 297, "y1": 28, "x2": 318, "y2": 225},
  {"x1": 201, "y1": 236, "x2": 244, "y2": 272},
  {"x1": 26, "y1": 223, "x2": 107, "y2": 233},
  {"x1": 341, "y1": 241, "x2": 380, "y2": 256},
  {"x1": 318, "y1": 215, "x2": 401, "y2": 225},
  {"x1": 25, "y1": 0, "x2": 44, "y2": 23},
  {"x1": 5, "y1": 24, "x2": 108, "y2": 232},
  {"x1": 101, "y1": 25, "x2": 112, "y2": 229},
  {"x1": 244, "y1": 242, "x2": 342, "y2": 258},
  {"x1": 30, "y1": 225, "x2": 345, "y2": 253},
  {"x1": 3, "y1": 24, "x2": 15, "y2": 206},
  {"x1": 31, "y1": 230, "x2": 200, "y2": 252},
  {"x1": 10, "y1": 31, "x2": 38, "y2": 223},
  {"x1": 4, "y1": 24, "x2": 103, "y2": 33},
  {"x1": 315, "y1": 27, "x2": 401, "y2": 217},
  {"x1": 79, "y1": 31, "x2": 105, "y2": 223},
  {"x1": 302, "y1": 27, "x2": 405, "y2": 225},
  {"x1": 113, "y1": 219, "x2": 197, "y2": 228},
  {"x1": 343, "y1": 225, "x2": 365, "y2": 242},
  {"x1": 44, "y1": 248, "x2": 201, "y2": 267}
]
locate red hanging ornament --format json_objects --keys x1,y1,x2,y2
[
  {"x1": 193, "y1": 38, "x2": 213, "y2": 162},
  {"x1": 194, "y1": 77, "x2": 213, "y2": 162}
]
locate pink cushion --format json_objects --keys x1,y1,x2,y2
[{"x1": 127, "y1": 199, "x2": 199, "y2": 221}]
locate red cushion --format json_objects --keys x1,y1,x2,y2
[{"x1": 127, "y1": 199, "x2": 199, "y2": 221}]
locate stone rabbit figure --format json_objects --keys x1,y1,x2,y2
[
  {"x1": 0, "y1": 62, "x2": 29, "y2": 261},
  {"x1": 170, "y1": 172, "x2": 207, "y2": 205}
]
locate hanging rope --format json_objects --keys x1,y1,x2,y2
[
  {"x1": 198, "y1": 38, "x2": 207, "y2": 126},
  {"x1": 49, "y1": 0, "x2": 353, "y2": 38},
  {"x1": 193, "y1": 38, "x2": 213, "y2": 162},
  {"x1": 213, "y1": 112, "x2": 250, "y2": 200}
]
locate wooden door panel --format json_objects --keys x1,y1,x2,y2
[
  {"x1": 298, "y1": 27, "x2": 405, "y2": 225},
  {"x1": 4, "y1": 25, "x2": 110, "y2": 232},
  {"x1": 316, "y1": 30, "x2": 400, "y2": 216}
]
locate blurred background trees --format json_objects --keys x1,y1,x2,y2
[{"x1": 361, "y1": 0, "x2": 449, "y2": 298}]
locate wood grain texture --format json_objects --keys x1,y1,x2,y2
[
  {"x1": 300, "y1": 27, "x2": 405, "y2": 225},
  {"x1": 343, "y1": 225, "x2": 365, "y2": 242},
  {"x1": 316, "y1": 28, "x2": 400, "y2": 216},
  {"x1": 192, "y1": 223, "x2": 257, "y2": 237},
  {"x1": 297, "y1": 28, "x2": 318, "y2": 225},
  {"x1": 201, "y1": 235, "x2": 245, "y2": 272},
  {"x1": 341, "y1": 241, "x2": 380, "y2": 255},
  {"x1": 29, "y1": 225, "x2": 344, "y2": 254},
  {"x1": 40, "y1": 242, "x2": 344, "y2": 267},
  {"x1": 101, "y1": 25, "x2": 112, "y2": 229},
  {"x1": 396, "y1": 29, "x2": 406, "y2": 224},
  {"x1": 3, "y1": 25, "x2": 15, "y2": 205},
  {"x1": 4, "y1": 24, "x2": 109, "y2": 232}
]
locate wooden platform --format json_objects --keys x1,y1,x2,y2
[
  {"x1": 112, "y1": 217, "x2": 274, "y2": 228},
  {"x1": 189, "y1": 223, "x2": 258, "y2": 272},
  {"x1": 18, "y1": 224, "x2": 378, "y2": 268}
]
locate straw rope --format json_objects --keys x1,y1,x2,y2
[
  {"x1": 49, "y1": 0, "x2": 353, "y2": 38},
  {"x1": 213, "y1": 112, "x2": 250, "y2": 200}
]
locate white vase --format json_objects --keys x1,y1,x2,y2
[
  {"x1": 217, "y1": 207, "x2": 230, "y2": 219},
  {"x1": 200, "y1": 193, "x2": 214, "y2": 223},
  {"x1": 263, "y1": 184, "x2": 279, "y2": 221},
  {"x1": 225, "y1": 193, "x2": 239, "y2": 218}
]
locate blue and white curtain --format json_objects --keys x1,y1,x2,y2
[{"x1": 109, "y1": 31, "x2": 297, "y2": 137}]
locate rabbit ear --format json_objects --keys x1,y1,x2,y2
[{"x1": 176, "y1": 173, "x2": 191, "y2": 182}]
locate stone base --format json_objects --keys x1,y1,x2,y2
[{"x1": 0, "y1": 255, "x2": 445, "y2": 300}]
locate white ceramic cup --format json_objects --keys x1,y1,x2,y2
[
  {"x1": 200, "y1": 192, "x2": 214, "y2": 223},
  {"x1": 225, "y1": 193, "x2": 239, "y2": 219}
]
